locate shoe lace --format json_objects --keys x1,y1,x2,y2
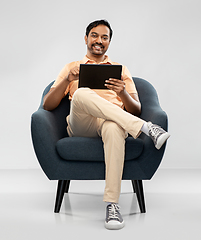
[
  {"x1": 149, "y1": 124, "x2": 164, "y2": 138},
  {"x1": 108, "y1": 204, "x2": 120, "y2": 220}
]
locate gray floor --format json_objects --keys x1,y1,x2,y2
[{"x1": 0, "y1": 169, "x2": 201, "y2": 240}]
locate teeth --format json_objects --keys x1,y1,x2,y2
[{"x1": 94, "y1": 45, "x2": 101, "y2": 49}]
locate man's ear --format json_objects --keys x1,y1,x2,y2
[{"x1": 84, "y1": 35, "x2": 88, "y2": 44}]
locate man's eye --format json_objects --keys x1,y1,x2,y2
[{"x1": 91, "y1": 34, "x2": 97, "y2": 38}]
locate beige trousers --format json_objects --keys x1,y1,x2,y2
[{"x1": 66, "y1": 88, "x2": 145, "y2": 203}]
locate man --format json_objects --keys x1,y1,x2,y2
[{"x1": 43, "y1": 19, "x2": 170, "y2": 230}]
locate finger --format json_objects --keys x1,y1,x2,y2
[
  {"x1": 106, "y1": 80, "x2": 125, "y2": 89},
  {"x1": 105, "y1": 83, "x2": 120, "y2": 91},
  {"x1": 110, "y1": 78, "x2": 125, "y2": 85},
  {"x1": 75, "y1": 66, "x2": 80, "y2": 73},
  {"x1": 71, "y1": 66, "x2": 79, "y2": 74},
  {"x1": 73, "y1": 69, "x2": 79, "y2": 75},
  {"x1": 106, "y1": 79, "x2": 120, "y2": 86},
  {"x1": 112, "y1": 78, "x2": 125, "y2": 88},
  {"x1": 109, "y1": 78, "x2": 121, "y2": 83}
]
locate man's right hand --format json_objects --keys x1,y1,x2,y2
[
  {"x1": 43, "y1": 66, "x2": 80, "y2": 111},
  {"x1": 67, "y1": 66, "x2": 80, "y2": 82}
]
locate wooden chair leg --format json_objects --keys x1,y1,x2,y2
[
  {"x1": 131, "y1": 180, "x2": 136, "y2": 193},
  {"x1": 64, "y1": 180, "x2": 70, "y2": 193},
  {"x1": 131, "y1": 180, "x2": 146, "y2": 213},
  {"x1": 54, "y1": 180, "x2": 70, "y2": 213}
]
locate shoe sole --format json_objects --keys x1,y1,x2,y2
[
  {"x1": 156, "y1": 132, "x2": 170, "y2": 150},
  {"x1": 105, "y1": 220, "x2": 125, "y2": 230}
]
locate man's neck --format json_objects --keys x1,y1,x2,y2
[{"x1": 86, "y1": 54, "x2": 106, "y2": 64}]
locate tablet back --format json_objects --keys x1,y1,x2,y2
[{"x1": 78, "y1": 64, "x2": 122, "y2": 89}]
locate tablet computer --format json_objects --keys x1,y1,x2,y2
[{"x1": 78, "y1": 64, "x2": 122, "y2": 89}]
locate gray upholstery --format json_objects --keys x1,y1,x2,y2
[{"x1": 31, "y1": 77, "x2": 168, "y2": 181}]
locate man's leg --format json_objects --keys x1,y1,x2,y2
[
  {"x1": 66, "y1": 87, "x2": 169, "y2": 230},
  {"x1": 100, "y1": 120, "x2": 126, "y2": 230},
  {"x1": 100, "y1": 120, "x2": 127, "y2": 204},
  {"x1": 66, "y1": 88, "x2": 135, "y2": 230},
  {"x1": 67, "y1": 88, "x2": 144, "y2": 138},
  {"x1": 67, "y1": 92, "x2": 104, "y2": 138},
  {"x1": 68, "y1": 88, "x2": 170, "y2": 149}
]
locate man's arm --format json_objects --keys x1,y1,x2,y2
[
  {"x1": 43, "y1": 66, "x2": 80, "y2": 111},
  {"x1": 105, "y1": 77, "x2": 141, "y2": 116}
]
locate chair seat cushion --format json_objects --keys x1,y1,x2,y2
[{"x1": 56, "y1": 137, "x2": 144, "y2": 161}]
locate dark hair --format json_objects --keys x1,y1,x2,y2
[{"x1": 86, "y1": 19, "x2": 113, "y2": 40}]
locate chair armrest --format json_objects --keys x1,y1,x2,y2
[
  {"x1": 141, "y1": 106, "x2": 168, "y2": 130},
  {"x1": 31, "y1": 109, "x2": 67, "y2": 179},
  {"x1": 136, "y1": 107, "x2": 168, "y2": 179}
]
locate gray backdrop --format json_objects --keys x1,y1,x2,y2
[{"x1": 1, "y1": 0, "x2": 200, "y2": 169}]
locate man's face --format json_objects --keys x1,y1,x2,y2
[{"x1": 85, "y1": 25, "x2": 111, "y2": 56}]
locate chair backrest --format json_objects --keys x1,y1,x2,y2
[
  {"x1": 133, "y1": 77, "x2": 159, "y2": 105},
  {"x1": 133, "y1": 77, "x2": 161, "y2": 120}
]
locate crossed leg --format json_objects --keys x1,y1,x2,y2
[{"x1": 66, "y1": 88, "x2": 145, "y2": 203}]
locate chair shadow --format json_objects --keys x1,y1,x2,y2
[{"x1": 54, "y1": 191, "x2": 145, "y2": 223}]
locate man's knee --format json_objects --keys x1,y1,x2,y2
[{"x1": 72, "y1": 87, "x2": 91, "y2": 102}]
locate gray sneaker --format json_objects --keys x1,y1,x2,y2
[
  {"x1": 105, "y1": 203, "x2": 125, "y2": 230},
  {"x1": 147, "y1": 122, "x2": 170, "y2": 150}
]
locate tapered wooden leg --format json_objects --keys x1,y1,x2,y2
[
  {"x1": 64, "y1": 180, "x2": 70, "y2": 193},
  {"x1": 131, "y1": 180, "x2": 146, "y2": 213},
  {"x1": 54, "y1": 180, "x2": 69, "y2": 213},
  {"x1": 131, "y1": 180, "x2": 136, "y2": 193}
]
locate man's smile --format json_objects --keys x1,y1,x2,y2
[{"x1": 92, "y1": 44, "x2": 104, "y2": 51}]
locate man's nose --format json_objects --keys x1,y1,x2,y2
[{"x1": 96, "y1": 36, "x2": 102, "y2": 43}]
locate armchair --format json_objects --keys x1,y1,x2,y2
[{"x1": 31, "y1": 77, "x2": 168, "y2": 213}]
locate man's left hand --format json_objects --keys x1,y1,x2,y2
[{"x1": 105, "y1": 76, "x2": 125, "y2": 96}]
